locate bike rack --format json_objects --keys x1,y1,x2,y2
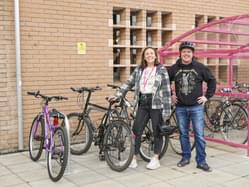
[
  {"x1": 59, "y1": 112, "x2": 71, "y2": 174},
  {"x1": 159, "y1": 13, "x2": 249, "y2": 157},
  {"x1": 214, "y1": 92, "x2": 249, "y2": 156}
]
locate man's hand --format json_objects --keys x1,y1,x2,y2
[{"x1": 197, "y1": 96, "x2": 207, "y2": 105}]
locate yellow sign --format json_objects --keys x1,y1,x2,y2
[{"x1": 77, "y1": 42, "x2": 86, "y2": 54}]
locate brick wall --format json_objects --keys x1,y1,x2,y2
[
  {"x1": 20, "y1": 0, "x2": 113, "y2": 150},
  {"x1": 0, "y1": 0, "x2": 18, "y2": 153},
  {"x1": 0, "y1": 0, "x2": 249, "y2": 153}
]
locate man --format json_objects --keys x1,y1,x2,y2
[{"x1": 168, "y1": 41, "x2": 216, "y2": 172}]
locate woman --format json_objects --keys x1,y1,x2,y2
[{"x1": 110, "y1": 47, "x2": 171, "y2": 170}]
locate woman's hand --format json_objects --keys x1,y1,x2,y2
[{"x1": 107, "y1": 96, "x2": 119, "y2": 102}]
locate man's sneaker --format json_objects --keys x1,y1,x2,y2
[
  {"x1": 146, "y1": 157, "x2": 160, "y2": 170},
  {"x1": 197, "y1": 163, "x2": 212, "y2": 172},
  {"x1": 129, "y1": 159, "x2": 138, "y2": 168},
  {"x1": 177, "y1": 159, "x2": 190, "y2": 167}
]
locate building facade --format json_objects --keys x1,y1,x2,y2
[{"x1": 1, "y1": 0, "x2": 249, "y2": 153}]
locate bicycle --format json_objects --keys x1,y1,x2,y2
[
  {"x1": 204, "y1": 85, "x2": 248, "y2": 144},
  {"x1": 107, "y1": 84, "x2": 195, "y2": 159},
  {"x1": 27, "y1": 91, "x2": 69, "y2": 182},
  {"x1": 166, "y1": 107, "x2": 196, "y2": 155},
  {"x1": 68, "y1": 86, "x2": 134, "y2": 172}
]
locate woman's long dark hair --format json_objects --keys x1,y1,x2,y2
[{"x1": 140, "y1": 47, "x2": 159, "y2": 69}]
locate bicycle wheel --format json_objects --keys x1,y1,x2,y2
[
  {"x1": 204, "y1": 97, "x2": 223, "y2": 132},
  {"x1": 104, "y1": 120, "x2": 134, "y2": 172},
  {"x1": 139, "y1": 120, "x2": 169, "y2": 162},
  {"x1": 67, "y1": 113, "x2": 93, "y2": 155},
  {"x1": 29, "y1": 114, "x2": 45, "y2": 161},
  {"x1": 47, "y1": 126, "x2": 69, "y2": 182},
  {"x1": 220, "y1": 103, "x2": 248, "y2": 144},
  {"x1": 168, "y1": 110, "x2": 195, "y2": 155},
  {"x1": 233, "y1": 102, "x2": 248, "y2": 144}
]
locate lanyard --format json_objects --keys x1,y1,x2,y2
[{"x1": 143, "y1": 67, "x2": 155, "y2": 89}]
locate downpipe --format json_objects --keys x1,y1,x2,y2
[{"x1": 14, "y1": 0, "x2": 23, "y2": 150}]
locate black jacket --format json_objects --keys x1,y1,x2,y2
[{"x1": 168, "y1": 58, "x2": 216, "y2": 106}]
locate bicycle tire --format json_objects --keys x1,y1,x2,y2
[
  {"x1": 104, "y1": 120, "x2": 134, "y2": 172},
  {"x1": 204, "y1": 98, "x2": 223, "y2": 132},
  {"x1": 168, "y1": 109, "x2": 195, "y2": 155},
  {"x1": 47, "y1": 126, "x2": 69, "y2": 182},
  {"x1": 67, "y1": 113, "x2": 93, "y2": 155},
  {"x1": 29, "y1": 114, "x2": 45, "y2": 161},
  {"x1": 220, "y1": 103, "x2": 248, "y2": 144},
  {"x1": 139, "y1": 120, "x2": 169, "y2": 162}
]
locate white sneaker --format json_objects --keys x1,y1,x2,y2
[
  {"x1": 146, "y1": 157, "x2": 160, "y2": 170},
  {"x1": 129, "y1": 158, "x2": 138, "y2": 168}
]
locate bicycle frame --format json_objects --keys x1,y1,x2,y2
[
  {"x1": 43, "y1": 103, "x2": 56, "y2": 153},
  {"x1": 70, "y1": 87, "x2": 119, "y2": 147},
  {"x1": 78, "y1": 88, "x2": 114, "y2": 131},
  {"x1": 32, "y1": 100, "x2": 62, "y2": 155}
]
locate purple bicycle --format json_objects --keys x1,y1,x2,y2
[{"x1": 27, "y1": 91, "x2": 69, "y2": 182}]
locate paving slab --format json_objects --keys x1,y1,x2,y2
[{"x1": 0, "y1": 142, "x2": 248, "y2": 187}]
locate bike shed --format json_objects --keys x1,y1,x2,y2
[{"x1": 159, "y1": 14, "x2": 249, "y2": 156}]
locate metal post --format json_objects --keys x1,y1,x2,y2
[
  {"x1": 247, "y1": 103, "x2": 249, "y2": 156},
  {"x1": 14, "y1": 0, "x2": 24, "y2": 150},
  {"x1": 60, "y1": 112, "x2": 71, "y2": 174},
  {"x1": 228, "y1": 58, "x2": 233, "y2": 87}
]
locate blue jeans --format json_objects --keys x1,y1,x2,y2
[{"x1": 176, "y1": 105, "x2": 207, "y2": 165}]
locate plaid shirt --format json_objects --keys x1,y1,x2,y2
[{"x1": 116, "y1": 64, "x2": 172, "y2": 119}]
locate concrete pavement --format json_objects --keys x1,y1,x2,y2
[{"x1": 0, "y1": 142, "x2": 249, "y2": 187}]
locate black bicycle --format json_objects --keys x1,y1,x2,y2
[
  {"x1": 167, "y1": 106, "x2": 196, "y2": 155},
  {"x1": 68, "y1": 86, "x2": 134, "y2": 172},
  {"x1": 204, "y1": 85, "x2": 248, "y2": 144},
  {"x1": 107, "y1": 84, "x2": 170, "y2": 161},
  {"x1": 108, "y1": 84, "x2": 197, "y2": 156}
]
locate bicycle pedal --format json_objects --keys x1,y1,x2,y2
[{"x1": 99, "y1": 154, "x2": 105, "y2": 161}]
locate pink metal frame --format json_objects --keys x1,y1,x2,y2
[{"x1": 159, "y1": 14, "x2": 249, "y2": 156}]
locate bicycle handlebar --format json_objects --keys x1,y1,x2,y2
[
  {"x1": 27, "y1": 91, "x2": 40, "y2": 97},
  {"x1": 70, "y1": 86, "x2": 101, "y2": 93},
  {"x1": 234, "y1": 82, "x2": 249, "y2": 90},
  {"x1": 220, "y1": 88, "x2": 232, "y2": 93},
  {"x1": 27, "y1": 91, "x2": 68, "y2": 101},
  {"x1": 107, "y1": 84, "x2": 120, "y2": 89},
  {"x1": 107, "y1": 84, "x2": 135, "y2": 92},
  {"x1": 235, "y1": 82, "x2": 249, "y2": 87},
  {"x1": 220, "y1": 82, "x2": 249, "y2": 94}
]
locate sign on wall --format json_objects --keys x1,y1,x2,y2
[{"x1": 77, "y1": 42, "x2": 86, "y2": 54}]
